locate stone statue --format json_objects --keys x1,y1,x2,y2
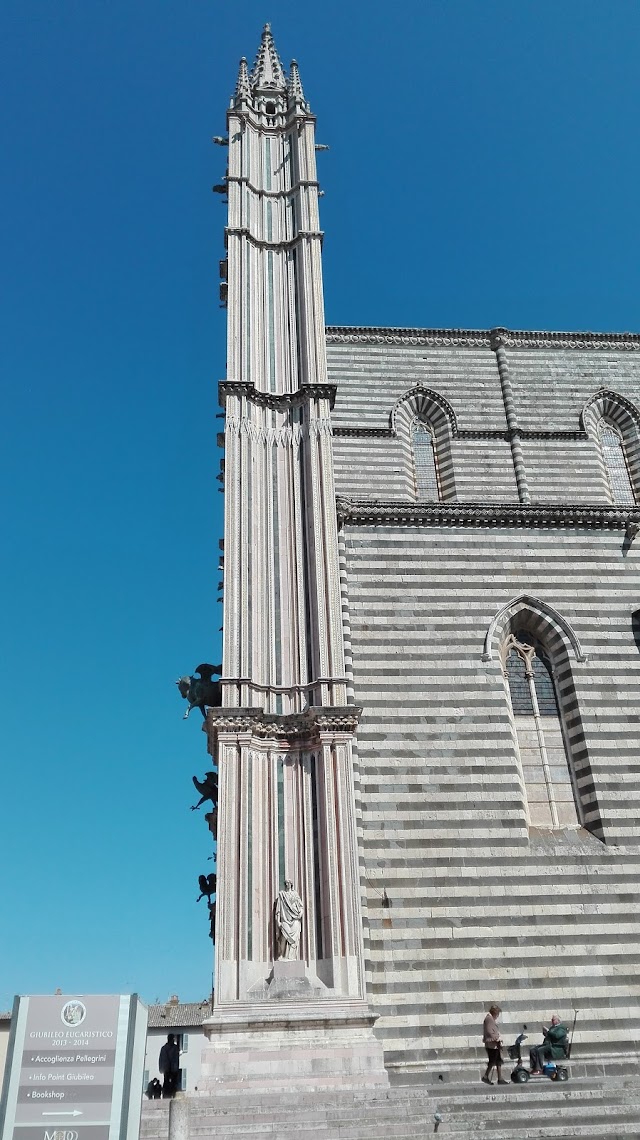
[
  {"x1": 196, "y1": 873, "x2": 216, "y2": 902},
  {"x1": 176, "y1": 664, "x2": 222, "y2": 719},
  {"x1": 191, "y1": 771, "x2": 218, "y2": 811},
  {"x1": 274, "y1": 880, "x2": 303, "y2": 960},
  {"x1": 208, "y1": 900, "x2": 216, "y2": 940},
  {"x1": 205, "y1": 809, "x2": 218, "y2": 841}
]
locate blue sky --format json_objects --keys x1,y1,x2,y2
[{"x1": 2, "y1": 0, "x2": 640, "y2": 1009}]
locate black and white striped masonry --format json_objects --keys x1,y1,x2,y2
[{"x1": 326, "y1": 326, "x2": 640, "y2": 1073}]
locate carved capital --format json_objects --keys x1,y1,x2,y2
[
  {"x1": 205, "y1": 705, "x2": 361, "y2": 746},
  {"x1": 219, "y1": 379, "x2": 336, "y2": 411}
]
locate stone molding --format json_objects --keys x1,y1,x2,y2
[
  {"x1": 226, "y1": 174, "x2": 320, "y2": 197},
  {"x1": 333, "y1": 426, "x2": 589, "y2": 442},
  {"x1": 206, "y1": 705, "x2": 362, "y2": 742},
  {"x1": 326, "y1": 325, "x2": 640, "y2": 350},
  {"x1": 336, "y1": 497, "x2": 640, "y2": 531},
  {"x1": 204, "y1": 1000, "x2": 377, "y2": 1031},
  {"x1": 219, "y1": 379, "x2": 336, "y2": 410},
  {"x1": 229, "y1": 109, "x2": 317, "y2": 137},
  {"x1": 225, "y1": 225, "x2": 324, "y2": 251}
]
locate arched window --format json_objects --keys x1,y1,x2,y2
[
  {"x1": 598, "y1": 421, "x2": 635, "y2": 505},
  {"x1": 392, "y1": 389, "x2": 456, "y2": 501},
  {"x1": 504, "y1": 629, "x2": 580, "y2": 829},
  {"x1": 412, "y1": 420, "x2": 441, "y2": 501}
]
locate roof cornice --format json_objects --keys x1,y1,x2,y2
[
  {"x1": 336, "y1": 498, "x2": 640, "y2": 534},
  {"x1": 325, "y1": 326, "x2": 640, "y2": 351}
]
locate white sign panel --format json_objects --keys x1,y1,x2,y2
[{"x1": 0, "y1": 995, "x2": 147, "y2": 1140}]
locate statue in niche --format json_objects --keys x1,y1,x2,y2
[
  {"x1": 176, "y1": 664, "x2": 222, "y2": 719},
  {"x1": 274, "y1": 880, "x2": 304, "y2": 960},
  {"x1": 191, "y1": 771, "x2": 218, "y2": 811}
]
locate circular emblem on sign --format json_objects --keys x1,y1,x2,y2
[{"x1": 61, "y1": 999, "x2": 86, "y2": 1027}]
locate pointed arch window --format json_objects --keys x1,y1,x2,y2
[
  {"x1": 598, "y1": 422, "x2": 635, "y2": 505},
  {"x1": 412, "y1": 420, "x2": 441, "y2": 501},
  {"x1": 504, "y1": 630, "x2": 580, "y2": 830}
]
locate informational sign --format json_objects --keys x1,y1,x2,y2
[{"x1": 0, "y1": 995, "x2": 148, "y2": 1140}]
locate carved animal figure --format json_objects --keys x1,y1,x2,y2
[
  {"x1": 197, "y1": 873, "x2": 217, "y2": 902},
  {"x1": 192, "y1": 771, "x2": 218, "y2": 811},
  {"x1": 176, "y1": 664, "x2": 221, "y2": 719}
]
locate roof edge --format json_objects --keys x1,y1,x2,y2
[{"x1": 325, "y1": 325, "x2": 640, "y2": 350}]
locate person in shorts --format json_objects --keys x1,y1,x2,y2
[{"x1": 482, "y1": 1004, "x2": 508, "y2": 1084}]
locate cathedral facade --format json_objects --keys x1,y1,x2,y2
[{"x1": 204, "y1": 26, "x2": 640, "y2": 1085}]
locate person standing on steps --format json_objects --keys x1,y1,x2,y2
[
  {"x1": 482, "y1": 1004, "x2": 508, "y2": 1085},
  {"x1": 159, "y1": 1033, "x2": 181, "y2": 1098}
]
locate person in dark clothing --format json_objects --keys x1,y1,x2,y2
[
  {"x1": 159, "y1": 1034, "x2": 181, "y2": 1098},
  {"x1": 145, "y1": 1078, "x2": 162, "y2": 1099},
  {"x1": 529, "y1": 1015, "x2": 569, "y2": 1072}
]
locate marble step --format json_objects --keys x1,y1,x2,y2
[{"x1": 139, "y1": 1077, "x2": 640, "y2": 1140}]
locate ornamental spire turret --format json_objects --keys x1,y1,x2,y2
[
  {"x1": 234, "y1": 56, "x2": 251, "y2": 105},
  {"x1": 249, "y1": 23, "x2": 286, "y2": 90},
  {"x1": 287, "y1": 59, "x2": 307, "y2": 110}
]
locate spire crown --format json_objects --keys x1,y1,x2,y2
[{"x1": 250, "y1": 23, "x2": 286, "y2": 91}]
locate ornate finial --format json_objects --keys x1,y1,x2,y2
[
  {"x1": 287, "y1": 59, "x2": 306, "y2": 107},
  {"x1": 250, "y1": 24, "x2": 286, "y2": 90},
  {"x1": 235, "y1": 56, "x2": 251, "y2": 103}
]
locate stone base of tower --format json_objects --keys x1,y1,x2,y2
[{"x1": 199, "y1": 1001, "x2": 389, "y2": 1092}]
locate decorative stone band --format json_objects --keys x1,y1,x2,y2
[
  {"x1": 333, "y1": 426, "x2": 589, "y2": 441},
  {"x1": 205, "y1": 704, "x2": 362, "y2": 744},
  {"x1": 335, "y1": 497, "x2": 640, "y2": 533},
  {"x1": 224, "y1": 226, "x2": 325, "y2": 251},
  {"x1": 226, "y1": 175, "x2": 321, "y2": 197},
  {"x1": 228, "y1": 110, "x2": 317, "y2": 136},
  {"x1": 326, "y1": 325, "x2": 640, "y2": 351},
  {"x1": 219, "y1": 379, "x2": 337, "y2": 410}
]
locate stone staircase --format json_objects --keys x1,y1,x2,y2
[{"x1": 140, "y1": 1065, "x2": 640, "y2": 1139}]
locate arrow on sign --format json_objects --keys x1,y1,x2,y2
[{"x1": 42, "y1": 1111, "x2": 84, "y2": 1117}]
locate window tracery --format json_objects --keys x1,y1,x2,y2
[
  {"x1": 503, "y1": 629, "x2": 579, "y2": 830},
  {"x1": 412, "y1": 420, "x2": 441, "y2": 501},
  {"x1": 598, "y1": 421, "x2": 635, "y2": 505}
]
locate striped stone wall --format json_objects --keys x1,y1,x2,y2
[{"x1": 326, "y1": 329, "x2": 640, "y2": 1071}]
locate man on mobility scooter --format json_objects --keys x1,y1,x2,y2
[
  {"x1": 509, "y1": 1013, "x2": 573, "y2": 1083},
  {"x1": 529, "y1": 1015, "x2": 570, "y2": 1074}
]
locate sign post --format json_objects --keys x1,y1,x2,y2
[{"x1": 0, "y1": 995, "x2": 148, "y2": 1140}]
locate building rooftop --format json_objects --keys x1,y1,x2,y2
[{"x1": 146, "y1": 1001, "x2": 212, "y2": 1029}]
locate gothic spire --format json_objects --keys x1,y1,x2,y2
[
  {"x1": 249, "y1": 23, "x2": 286, "y2": 90},
  {"x1": 287, "y1": 59, "x2": 306, "y2": 107},
  {"x1": 234, "y1": 56, "x2": 251, "y2": 103}
]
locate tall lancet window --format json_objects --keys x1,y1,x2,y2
[
  {"x1": 599, "y1": 422, "x2": 635, "y2": 504},
  {"x1": 504, "y1": 630, "x2": 580, "y2": 829},
  {"x1": 412, "y1": 420, "x2": 441, "y2": 500}
]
